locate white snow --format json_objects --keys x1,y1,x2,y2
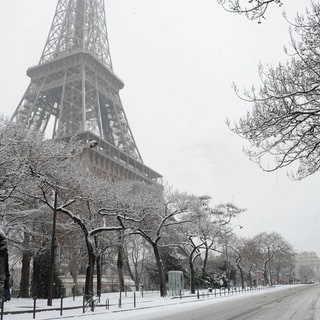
[{"x1": 1, "y1": 286, "x2": 298, "y2": 320}]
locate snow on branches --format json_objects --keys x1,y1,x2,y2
[
  {"x1": 229, "y1": 2, "x2": 320, "y2": 179},
  {"x1": 217, "y1": 0, "x2": 284, "y2": 22}
]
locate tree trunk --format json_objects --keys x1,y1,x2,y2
[
  {"x1": 276, "y1": 265, "x2": 281, "y2": 284},
  {"x1": 189, "y1": 247, "x2": 200, "y2": 294},
  {"x1": 0, "y1": 233, "x2": 10, "y2": 300},
  {"x1": 19, "y1": 250, "x2": 32, "y2": 297},
  {"x1": 84, "y1": 240, "x2": 95, "y2": 298},
  {"x1": 263, "y1": 269, "x2": 269, "y2": 285},
  {"x1": 96, "y1": 254, "x2": 101, "y2": 297},
  {"x1": 189, "y1": 257, "x2": 196, "y2": 294},
  {"x1": 248, "y1": 266, "x2": 253, "y2": 288},
  {"x1": 152, "y1": 244, "x2": 166, "y2": 297},
  {"x1": 237, "y1": 264, "x2": 245, "y2": 289},
  {"x1": 264, "y1": 254, "x2": 272, "y2": 286},
  {"x1": 267, "y1": 248, "x2": 273, "y2": 286},
  {"x1": 69, "y1": 250, "x2": 78, "y2": 295},
  {"x1": 135, "y1": 263, "x2": 140, "y2": 291},
  {"x1": 201, "y1": 247, "x2": 209, "y2": 280},
  {"x1": 124, "y1": 247, "x2": 140, "y2": 291}
]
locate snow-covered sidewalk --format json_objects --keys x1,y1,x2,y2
[{"x1": 1, "y1": 285, "x2": 295, "y2": 320}]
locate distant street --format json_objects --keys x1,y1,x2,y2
[{"x1": 116, "y1": 285, "x2": 320, "y2": 320}]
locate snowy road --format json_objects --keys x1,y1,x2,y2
[
  {"x1": 3, "y1": 285, "x2": 320, "y2": 320},
  {"x1": 107, "y1": 285, "x2": 320, "y2": 320}
]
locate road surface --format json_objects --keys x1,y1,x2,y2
[{"x1": 109, "y1": 285, "x2": 320, "y2": 320}]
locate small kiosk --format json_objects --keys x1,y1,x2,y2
[{"x1": 168, "y1": 271, "x2": 184, "y2": 296}]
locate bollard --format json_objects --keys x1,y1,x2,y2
[
  {"x1": 134, "y1": 292, "x2": 136, "y2": 308},
  {"x1": 106, "y1": 298, "x2": 109, "y2": 310},
  {"x1": 60, "y1": 294, "x2": 63, "y2": 316},
  {"x1": 82, "y1": 294, "x2": 85, "y2": 314},
  {"x1": 91, "y1": 296, "x2": 94, "y2": 312},
  {"x1": 119, "y1": 291, "x2": 122, "y2": 309},
  {"x1": 197, "y1": 289, "x2": 200, "y2": 299},
  {"x1": 33, "y1": 296, "x2": 37, "y2": 319}
]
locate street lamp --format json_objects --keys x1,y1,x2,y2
[{"x1": 48, "y1": 191, "x2": 59, "y2": 306}]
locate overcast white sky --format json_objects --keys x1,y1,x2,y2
[{"x1": 0, "y1": 1, "x2": 319, "y2": 255}]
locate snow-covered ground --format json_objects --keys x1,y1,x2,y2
[{"x1": 2, "y1": 286, "x2": 296, "y2": 320}]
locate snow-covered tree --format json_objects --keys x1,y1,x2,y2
[
  {"x1": 97, "y1": 181, "x2": 162, "y2": 293},
  {"x1": 0, "y1": 120, "x2": 114, "y2": 299},
  {"x1": 205, "y1": 203, "x2": 245, "y2": 277},
  {"x1": 217, "y1": 0, "x2": 284, "y2": 22},
  {"x1": 229, "y1": 3, "x2": 320, "y2": 179},
  {"x1": 54, "y1": 196, "x2": 123, "y2": 298},
  {"x1": 114, "y1": 186, "x2": 197, "y2": 297},
  {"x1": 234, "y1": 238, "x2": 264, "y2": 287},
  {"x1": 174, "y1": 196, "x2": 216, "y2": 294},
  {"x1": 253, "y1": 232, "x2": 295, "y2": 285},
  {"x1": 124, "y1": 235, "x2": 149, "y2": 291},
  {"x1": 169, "y1": 197, "x2": 245, "y2": 294},
  {"x1": 0, "y1": 121, "x2": 60, "y2": 297}
]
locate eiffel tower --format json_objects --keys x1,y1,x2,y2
[{"x1": 12, "y1": 0, "x2": 161, "y2": 184}]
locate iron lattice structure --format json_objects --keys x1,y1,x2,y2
[{"x1": 12, "y1": 0, "x2": 161, "y2": 184}]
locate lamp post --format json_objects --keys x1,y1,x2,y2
[{"x1": 48, "y1": 191, "x2": 58, "y2": 306}]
